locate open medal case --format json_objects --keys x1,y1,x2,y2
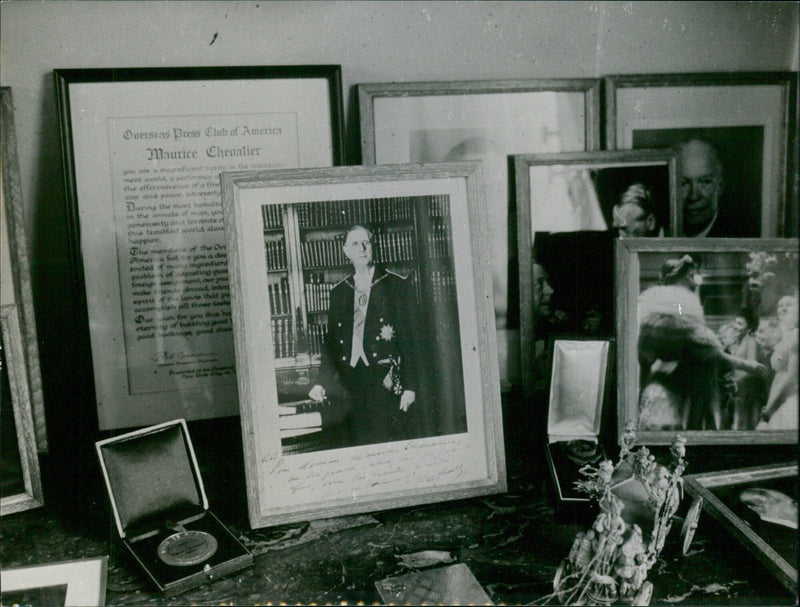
[
  {"x1": 544, "y1": 340, "x2": 611, "y2": 520},
  {"x1": 95, "y1": 419, "x2": 252, "y2": 596}
]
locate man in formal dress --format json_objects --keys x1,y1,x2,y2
[
  {"x1": 308, "y1": 225, "x2": 419, "y2": 446},
  {"x1": 612, "y1": 182, "x2": 663, "y2": 238},
  {"x1": 679, "y1": 139, "x2": 725, "y2": 237}
]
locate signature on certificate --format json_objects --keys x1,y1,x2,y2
[{"x1": 151, "y1": 351, "x2": 218, "y2": 366}]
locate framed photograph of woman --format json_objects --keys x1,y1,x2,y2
[
  {"x1": 605, "y1": 72, "x2": 797, "y2": 238},
  {"x1": 616, "y1": 238, "x2": 799, "y2": 445},
  {"x1": 54, "y1": 66, "x2": 345, "y2": 431},
  {"x1": 358, "y1": 79, "x2": 601, "y2": 388},
  {"x1": 515, "y1": 149, "x2": 678, "y2": 397},
  {"x1": 684, "y1": 462, "x2": 797, "y2": 593},
  {"x1": 221, "y1": 162, "x2": 505, "y2": 528}
]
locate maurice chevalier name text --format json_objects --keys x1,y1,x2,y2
[{"x1": 123, "y1": 125, "x2": 283, "y2": 160}]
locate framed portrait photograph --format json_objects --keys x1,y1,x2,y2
[
  {"x1": 684, "y1": 462, "x2": 797, "y2": 593},
  {"x1": 606, "y1": 72, "x2": 798, "y2": 238},
  {"x1": 221, "y1": 162, "x2": 505, "y2": 528},
  {"x1": 515, "y1": 149, "x2": 677, "y2": 396},
  {"x1": 0, "y1": 556, "x2": 108, "y2": 606},
  {"x1": 1, "y1": 87, "x2": 46, "y2": 451},
  {"x1": 616, "y1": 238, "x2": 799, "y2": 445},
  {"x1": 54, "y1": 66, "x2": 345, "y2": 431},
  {"x1": 1, "y1": 304, "x2": 44, "y2": 515},
  {"x1": 358, "y1": 79, "x2": 601, "y2": 387}
]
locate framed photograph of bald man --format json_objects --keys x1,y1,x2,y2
[
  {"x1": 221, "y1": 162, "x2": 506, "y2": 528},
  {"x1": 684, "y1": 462, "x2": 797, "y2": 593},
  {"x1": 358, "y1": 79, "x2": 602, "y2": 389},
  {"x1": 514, "y1": 149, "x2": 678, "y2": 398},
  {"x1": 616, "y1": 237, "x2": 799, "y2": 447},
  {"x1": 605, "y1": 72, "x2": 797, "y2": 238}
]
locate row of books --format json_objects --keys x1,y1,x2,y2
[
  {"x1": 430, "y1": 269, "x2": 457, "y2": 304},
  {"x1": 261, "y1": 204, "x2": 284, "y2": 230},
  {"x1": 426, "y1": 194, "x2": 451, "y2": 218},
  {"x1": 265, "y1": 238, "x2": 287, "y2": 270},
  {"x1": 271, "y1": 317, "x2": 296, "y2": 359},
  {"x1": 271, "y1": 316, "x2": 330, "y2": 359},
  {"x1": 296, "y1": 197, "x2": 413, "y2": 228},
  {"x1": 299, "y1": 230, "x2": 417, "y2": 267},
  {"x1": 305, "y1": 275, "x2": 333, "y2": 313},
  {"x1": 262, "y1": 195, "x2": 452, "y2": 233},
  {"x1": 306, "y1": 321, "x2": 328, "y2": 358},
  {"x1": 268, "y1": 276, "x2": 292, "y2": 316},
  {"x1": 426, "y1": 226, "x2": 452, "y2": 259}
]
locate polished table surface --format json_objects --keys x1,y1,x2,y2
[{"x1": 1, "y1": 396, "x2": 796, "y2": 606}]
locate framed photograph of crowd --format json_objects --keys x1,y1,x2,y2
[
  {"x1": 515, "y1": 149, "x2": 677, "y2": 396},
  {"x1": 684, "y1": 462, "x2": 797, "y2": 593},
  {"x1": 605, "y1": 72, "x2": 797, "y2": 238},
  {"x1": 358, "y1": 78, "x2": 601, "y2": 386},
  {"x1": 1, "y1": 87, "x2": 47, "y2": 451},
  {"x1": 221, "y1": 161, "x2": 505, "y2": 528},
  {"x1": 0, "y1": 556, "x2": 108, "y2": 606},
  {"x1": 54, "y1": 65, "x2": 345, "y2": 431},
  {"x1": 616, "y1": 238, "x2": 799, "y2": 445}
]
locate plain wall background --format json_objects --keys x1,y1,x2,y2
[{"x1": 1, "y1": 1, "x2": 797, "y2": 431}]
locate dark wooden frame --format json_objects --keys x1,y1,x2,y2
[{"x1": 53, "y1": 66, "x2": 345, "y2": 431}]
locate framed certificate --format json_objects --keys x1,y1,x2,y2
[
  {"x1": 606, "y1": 72, "x2": 797, "y2": 237},
  {"x1": 54, "y1": 66, "x2": 344, "y2": 430}
]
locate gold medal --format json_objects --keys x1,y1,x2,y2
[{"x1": 157, "y1": 530, "x2": 218, "y2": 567}]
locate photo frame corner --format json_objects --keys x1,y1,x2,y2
[{"x1": 0, "y1": 555, "x2": 109, "y2": 606}]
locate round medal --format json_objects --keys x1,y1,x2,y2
[{"x1": 157, "y1": 530, "x2": 218, "y2": 567}]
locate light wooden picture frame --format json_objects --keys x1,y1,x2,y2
[
  {"x1": 1, "y1": 86, "x2": 47, "y2": 451},
  {"x1": 616, "y1": 237, "x2": 799, "y2": 445},
  {"x1": 1, "y1": 556, "x2": 108, "y2": 606},
  {"x1": 1, "y1": 303, "x2": 44, "y2": 515},
  {"x1": 221, "y1": 162, "x2": 505, "y2": 528}
]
